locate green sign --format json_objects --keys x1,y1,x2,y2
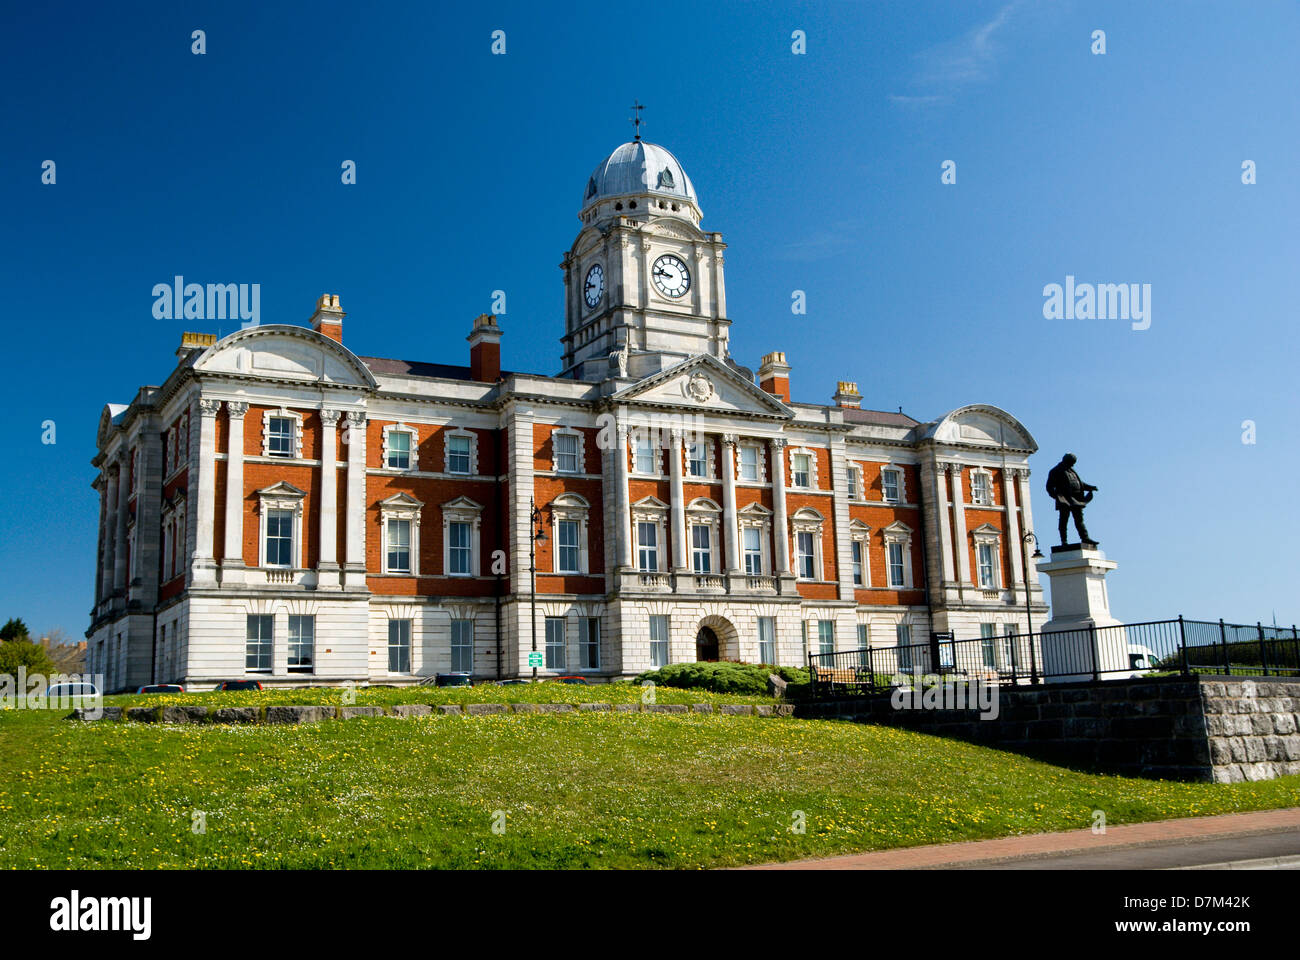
[{"x1": 528, "y1": 652, "x2": 544, "y2": 668}]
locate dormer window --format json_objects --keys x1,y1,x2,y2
[{"x1": 657, "y1": 167, "x2": 675, "y2": 188}]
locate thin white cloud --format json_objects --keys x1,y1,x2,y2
[{"x1": 891, "y1": 2, "x2": 1022, "y2": 105}]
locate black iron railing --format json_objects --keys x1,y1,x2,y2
[{"x1": 807, "y1": 617, "x2": 1300, "y2": 698}]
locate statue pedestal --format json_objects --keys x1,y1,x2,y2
[{"x1": 1035, "y1": 544, "x2": 1124, "y2": 682}]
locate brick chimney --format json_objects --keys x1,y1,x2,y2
[
  {"x1": 833, "y1": 381, "x2": 861, "y2": 409},
  {"x1": 176, "y1": 331, "x2": 217, "y2": 363},
  {"x1": 309, "y1": 294, "x2": 345, "y2": 343},
  {"x1": 758, "y1": 351, "x2": 791, "y2": 403},
  {"x1": 468, "y1": 313, "x2": 502, "y2": 382}
]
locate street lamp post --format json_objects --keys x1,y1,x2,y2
[
  {"x1": 1021, "y1": 530, "x2": 1044, "y2": 683},
  {"x1": 528, "y1": 498, "x2": 547, "y2": 681}
]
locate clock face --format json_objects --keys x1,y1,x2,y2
[
  {"x1": 652, "y1": 254, "x2": 691, "y2": 298},
  {"x1": 583, "y1": 263, "x2": 604, "y2": 308}
]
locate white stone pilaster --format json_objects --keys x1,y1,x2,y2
[
  {"x1": 721, "y1": 434, "x2": 740, "y2": 573},
  {"x1": 1003, "y1": 467, "x2": 1024, "y2": 589},
  {"x1": 222, "y1": 401, "x2": 248, "y2": 571},
  {"x1": 615, "y1": 420, "x2": 632, "y2": 569},
  {"x1": 343, "y1": 411, "x2": 367, "y2": 586},
  {"x1": 192, "y1": 399, "x2": 220, "y2": 584},
  {"x1": 770, "y1": 437, "x2": 790, "y2": 574},
  {"x1": 934, "y1": 462, "x2": 956, "y2": 584},
  {"x1": 950, "y1": 463, "x2": 971, "y2": 585},
  {"x1": 1016, "y1": 468, "x2": 1039, "y2": 586},
  {"x1": 319, "y1": 408, "x2": 341, "y2": 586},
  {"x1": 830, "y1": 438, "x2": 855, "y2": 601},
  {"x1": 669, "y1": 429, "x2": 687, "y2": 571}
]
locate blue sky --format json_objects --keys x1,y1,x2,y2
[{"x1": 2, "y1": 1, "x2": 1297, "y2": 636}]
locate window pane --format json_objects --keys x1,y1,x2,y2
[
  {"x1": 387, "y1": 518, "x2": 411, "y2": 573},
  {"x1": 888, "y1": 542, "x2": 905, "y2": 586},
  {"x1": 883, "y1": 470, "x2": 899, "y2": 501},
  {"x1": 691, "y1": 524, "x2": 711, "y2": 573},
  {"x1": 636, "y1": 440, "x2": 656, "y2": 474},
  {"x1": 758, "y1": 616, "x2": 775, "y2": 664},
  {"x1": 555, "y1": 433, "x2": 578, "y2": 472},
  {"x1": 268, "y1": 417, "x2": 294, "y2": 457},
  {"x1": 544, "y1": 617, "x2": 566, "y2": 669},
  {"x1": 743, "y1": 527, "x2": 762, "y2": 574},
  {"x1": 266, "y1": 509, "x2": 294, "y2": 566},
  {"x1": 851, "y1": 541, "x2": 863, "y2": 585},
  {"x1": 449, "y1": 521, "x2": 471, "y2": 574},
  {"x1": 739, "y1": 446, "x2": 758, "y2": 480},
  {"x1": 448, "y1": 434, "x2": 471, "y2": 474},
  {"x1": 649, "y1": 615, "x2": 669, "y2": 667},
  {"x1": 818, "y1": 620, "x2": 834, "y2": 655},
  {"x1": 288, "y1": 615, "x2": 314, "y2": 672},
  {"x1": 557, "y1": 519, "x2": 580, "y2": 573},
  {"x1": 245, "y1": 614, "x2": 273, "y2": 672},
  {"x1": 793, "y1": 454, "x2": 810, "y2": 487},
  {"x1": 636, "y1": 521, "x2": 658, "y2": 572},
  {"x1": 388, "y1": 619, "x2": 411, "y2": 673},
  {"x1": 388, "y1": 431, "x2": 411, "y2": 469},
  {"x1": 580, "y1": 617, "x2": 600, "y2": 669},
  {"x1": 451, "y1": 618, "x2": 473, "y2": 673}
]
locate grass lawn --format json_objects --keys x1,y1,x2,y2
[{"x1": 1, "y1": 699, "x2": 1298, "y2": 869}]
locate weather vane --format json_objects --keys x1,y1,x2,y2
[{"x1": 630, "y1": 100, "x2": 644, "y2": 140}]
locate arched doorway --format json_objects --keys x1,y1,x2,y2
[
  {"x1": 695, "y1": 615, "x2": 740, "y2": 662},
  {"x1": 696, "y1": 626, "x2": 720, "y2": 662}
]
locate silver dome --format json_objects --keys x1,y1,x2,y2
[{"x1": 582, "y1": 140, "x2": 698, "y2": 210}]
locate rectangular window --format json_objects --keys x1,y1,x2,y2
[
  {"x1": 818, "y1": 620, "x2": 834, "y2": 656},
  {"x1": 554, "y1": 433, "x2": 579, "y2": 473},
  {"x1": 858, "y1": 623, "x2": 870, "y2": 668},
  {"x1": 386, "y1": 518, "x2": 411, "y2": 573},
  {"x1": 792, "y1": 453, "x2": 811, "y2": 488},
  {"x1": 448, "y1": 521, "x2": 471, "y2": 575},
  {"x1": 887, "y1": 542, "x2": 906, "y2": 587},
  {"x1": 246, "y1": 614, "x2": 273, "y2": 672},
  {"x1": 267, "y1": 416, "x2": 294, "y2": 458},
  {"x1": 851, "y1": 540, "x2": 864, "y2": 586},
  {"x1": 1003, "y1": 625, "x2": 1018, "y2": 671},
  {"x1": 265, "y1": 509, "x2": 294, "y2": 567},
  {"x1": 691, "y1": 524, "x2": 711, "y2": 573},
  {"x1": 451, "y1": 618, "x2": 473, "y2": 673},
  {"x1": 796, "y1": 531, "x2": 816, "y2": 580},
  {"x1": 556, "y1": 519, "x2": 580, "y2": 573},
  {"x1": 649, "y1": 615, "x2": 670, "y2": 667},
  {"x1": 544, "y1": 616, "x2": 566, "y2": 669},
  {"x1": 882, "y1": 469, "x2": 900, "y2": 502},
  {"x1": 635, "y1": 437, "x2": 657, "y2": 474},
  {"x1": 977, "y1": 543, "x2": 997, "y2": 588},
  {"x1": 387, "y1": 431, "x2": 412, "y2": 470},
  {"x1": 896, "y1": 623, "x2": 912, "y2": 671},
  {"x1": 388, "y1": 619, "x2": 411, "y2": 673},
  {"x1": 447, "y1": 434, "x2": 471, "y2": 474},
  {"x1": 288, "y1": 615, "x2": 314, "y2": 673},
  {"x1": 972, "y1": 472, "x2": 992, "y2": 505},
  {"x1": 636, "y1": 521, "x2": 658, "y2": 572},
  {"x1": 687, "y1": 441, "x2": 707, "y2": 478},
  {"x1": 739, "y1": 445, "x2": 759, "y2": 481},
  {"x1": 847, "y1": 467, "x2": 859, "y2": 500},
  {"x1": 743, "y1": 527, "x2": 762, "y2": 575},
  {"x1": 758, "y1": 616, "x2": 776, "y2": 664},
  {"x1": 580, "y1": 617, "x2": 600, "y2": 669},
  {"x1": 980, "y1": 623, "x2": 997, "y2": 668}
]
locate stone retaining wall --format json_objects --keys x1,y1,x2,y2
[
  {"x1": 69, "y1": 701, "x2": 795, "y2": 725},
  {"x1": 796, "y1": 675, "x2": 1300, "y2": 783}
]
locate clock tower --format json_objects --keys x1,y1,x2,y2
[{"x1": 560, "y1": 137, "x2": 731, "y2": 381}]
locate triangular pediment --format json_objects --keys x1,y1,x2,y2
[
  {"x1": 610, "y1": 354, "x2": 793, "y2": 420},
  {"x1": 257, "y1": 481, "x2": 307, "y2": 499}
]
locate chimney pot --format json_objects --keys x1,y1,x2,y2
[
  {"x1": 309, "y1": 293, "x2": 346, "y2": 343},
  {"x1": 757, "y1": 350, "x2": 792, "y2": 404}
]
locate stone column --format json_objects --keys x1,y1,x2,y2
[
  {"x1": 222, "y1": 401, "x2": 248, "y2": 572},
  {"x1": 769, "y1": 437, "x2": 790, "y2": 574},
  {"x1": 721, "y1": 434, "x2": 740, "y2": 574},
  {"x1": 669, "y1": 429, "x2": 687, "y2": 571},
  {"x1": 933, "y1": 462, "x2": 956, "y2": 584},
  {"x1": 614, "y1": 421, "x2": 632, "y2": 569},
  {"x1": 343, "y1": 411, "x2": 368, "y2": 587},
  {"x1": 950, "y1": 463, "x2": 971, "y2": 585},
  {"x1": 100, "y1": 469, "x2": 118, "y2": 601},
  {"x1": 113, "y1": 452, "x2": 130, "y2": 595},
  {"x1": 1003, "y1": 467, "x2": 1024, "y2": 590},
  {"x1": 1016, "y1": 468, "x2": 1039, "y2": 586},
  {"x1": 318, "y1": 409, "x2": 341, "y2": 586},
  {"x1": 192, "y1": 399, "x2": 221, "y2": 585}
]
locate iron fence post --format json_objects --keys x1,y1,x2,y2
[
  {"x1": 1178, "y1": 615, "x2": 1189, "y2": 676},
  {"x1": 1089, "y1": 624, "x2": 1100, "y2": 682},
  {"x1": 1029, "y1": 627, "x2": 1039, "y2": 685},
  {"x1": 1219, "y1": 619, "x2": 1229, "y2": 676},
  {"x1": 1258, "y1": 622, "x2": 1269, "y2": 677}
]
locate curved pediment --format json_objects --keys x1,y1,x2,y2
[
  {"x1": 611, "y1": 354, "x2": 793, "y2": 419},
  {"x1": 923, "y1": 404, "x2": 1036, "y2": 452},
  {"x1": 193, "y1": 325, "x2": 377, "y2": 389}
]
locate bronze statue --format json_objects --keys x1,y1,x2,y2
[{"x1": 1045, "y1": 453, "x2": 1098, "y2": 546}]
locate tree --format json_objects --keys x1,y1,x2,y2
[
  {"x1": 1, "y1": 618, "x2": 30, "y2": 642},
  {"x1": 0, "y1": 640, "x2": 55, "y2": 680}
]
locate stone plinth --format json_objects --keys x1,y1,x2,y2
[{"x1": 1036, "y1": 544, "x2": 1124, "y2": 681}]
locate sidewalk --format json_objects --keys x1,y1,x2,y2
[{"x1": 745, "y1": 807, "x2": 1300, "y2": 870}]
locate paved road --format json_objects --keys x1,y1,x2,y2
[
  {"x1": 744, "y1": 807, "x2": 1300, "y2": 870},
  {"x1": 960, "y1": 829, "x2": 1300, "y2": 869}
]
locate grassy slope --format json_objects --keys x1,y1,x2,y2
[{"x1": 2, "y1": 701, "x2": 1298, "y2": 869}]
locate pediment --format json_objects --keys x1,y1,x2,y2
[
  {"x1": 257, "y1": 481, "x2": 307, "y2": 499},
  {"x1": 924, "y1": 405, "x2": 1036, "y2": 452},
  {"x1": 193, "y1": 325, "x2": 377, "y2": 388},
  {"x1": 380, "y1": 492, "x2": 425, "y2": 509},
  {"x1": 611, "y1": 354, "x2": 793, "y2": 419}
]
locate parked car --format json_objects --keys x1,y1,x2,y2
[
  {"x1": 45, "y1": 681, "x2": 101, "y2": 699},
  {"x1": 434, "y1": 673, "x2": 472, "y2": 688},
  {"x1": 494, "y1": 678, "x2": 529, "y2": 686},
  {"x1": 136, "y1": 684, "x2": 185, "y2": 694},
  {"x1": 214, "y1": 680, "x2": 264, "y2": 691},
  {"x1": 547, "y1": 676, "x2": 588, "y2": 685}
]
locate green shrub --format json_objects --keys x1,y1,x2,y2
[{"x1": 633, "y1": 662, "x2": 809, "y2": 696}]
